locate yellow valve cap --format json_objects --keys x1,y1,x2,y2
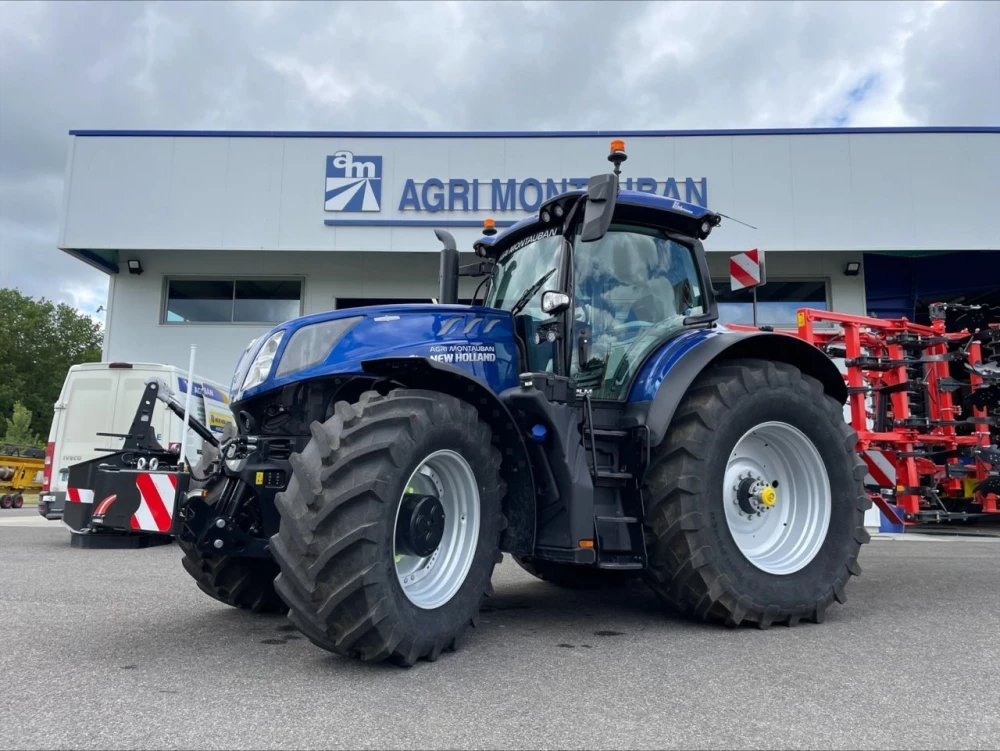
[{"x1": 760, "y1": 487, "x2": 777, "y2": 507}]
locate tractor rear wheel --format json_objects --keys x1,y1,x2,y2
[
  {"x1": 513, "y1": 556, "x2": 637, "y2": 589},
  {"x1": 12, "y1": 494, "x2": 24, "y2": 509},
  {"x1": 178, "y1": 538, "x2": 287, "y2": 614},
  {"x1": 271, "y1": 389, "x2": 505, "y2": 666},
  {"x1": 642, "y1": 358, "x2": 870, "y2": 628}
]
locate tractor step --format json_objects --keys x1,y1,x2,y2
[
  {"x1": 596, "y1": 560, "x2": 644, "y2": 570},
  {"x1": 591, "y1": 428, "x2": 629, "y2": 439},
  {"x1": 595, "y1": 470, "x2": 632, "y2": 480},
  {"x1": 594, "y1": 515, "x2": 647, "y2": 569}
]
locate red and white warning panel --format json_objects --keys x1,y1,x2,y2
[
  {"x1": 131, "y1": 473, "x2": 178, "y2": 533},
  {"x1": 64, "y1": 456, "x2": 188, "y2": 536},
  {"x1": 730, "y1": 248, "x2": 765, "y2": 290},
  {"x1": 67, "y1": 487, "x2": 94, "y2": 504},
  {"x1": 862, "y1": 450, "x2": 897, "y2": 489}
]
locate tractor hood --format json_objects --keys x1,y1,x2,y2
[{"x1": 230, "y1": 304, "x2": 520, "y2": 402}]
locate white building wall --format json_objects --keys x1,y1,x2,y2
[{"x1": 60, "y1": 131, "x2": 1000, "y2": 258}]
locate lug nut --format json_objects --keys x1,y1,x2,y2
[
  {"x1": 215, "y1": 518, "x2": 225, "y2": 528},
  {"x1": 213, "y1": 539, "x2": 224, "y2": 549}
]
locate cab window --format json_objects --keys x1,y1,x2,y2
[{"x1": 571, "y1": 224, "x2": 704, "y2": 399}]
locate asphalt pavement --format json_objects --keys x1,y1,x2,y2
[{"x1": 2, "y1": 508, "x2": 999, "y2": 750}]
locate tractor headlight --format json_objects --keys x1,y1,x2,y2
[
  {"x1": 240, "y1": 331, "x2": 284, "y2": 394},
  {"x1": 275, "y1": 317, "x2": 362, "y2": 378},
  {"x1": 230, "y1": 336, "x2": 261, "y2": 400}
]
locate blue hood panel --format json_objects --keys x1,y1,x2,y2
[{"x1": 236, "y1": 304, "x2": 520, "y2": 400}]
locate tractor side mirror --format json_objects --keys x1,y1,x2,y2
[
  {"x1": 540, "y1": 291, "x2": 570, "y2": 316},
  {"x1": 580, "y1": 173, "x2": 618, "y2": 243}
]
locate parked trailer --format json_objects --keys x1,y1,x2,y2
[
  {"x1": 792, "y1": 305, "x2": 999, "y2": 526},
  {"x1": 0, "y1": 445, "x2": 45, "y2": 509}
]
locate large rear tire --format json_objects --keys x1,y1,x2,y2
[
  {"x1": 513, "y1": 556, "x2": 637, "y2": 589},
  {"x1": 0, "y1": 495, "x2": 12, "y2": 509},
  {"x1": 271, "y1": 389, "x2": 505, "y2": 666},
  {"x1": 12, "y1": 494, "x2": 24, "y2": 509},
  {"x1": 642, "y1": 358, "x2": 871, "y2": 628},
  {"x1": 178, "y1": 538, "x2": 287, "y2": 614}
]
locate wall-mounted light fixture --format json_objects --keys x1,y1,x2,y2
[
  {"x1": 127, "y1": 259, "x2": 143, "y2": 275},
  {"x1": 844, "y1": 261, "x2": 861, "y2": 276}
]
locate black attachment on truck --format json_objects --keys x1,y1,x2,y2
[{"x1": 62, "y1": 378, "x2": 210, "y2": 536}]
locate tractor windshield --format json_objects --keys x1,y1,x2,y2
[
  {"x1": 484, "y1": 230, "x2": 566, "y2": 372},
  {"x1": 571, "y1": 224, "x2": 705, "y2": 398}
]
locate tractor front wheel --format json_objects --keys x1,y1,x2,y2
[
  {"x1": 178, "y1": 538, "x2": 288, "y2": 614},
  {"x1": 271, "y1": 389, "x2": 505, "y2": 666},
  {"x1": 643, "y1": 358, "x2": 870, "y2": 628}
]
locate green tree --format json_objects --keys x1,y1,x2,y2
[
  {"x1": 0, "y1": 288, "x2": 104, "y2": 440},
  {"x1": 2, "y1": 400, "x2": 40, "y2": 447}
]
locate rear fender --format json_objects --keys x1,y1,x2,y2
[
  {"x1": 632, "y1": 329, "x2": 848, "y2": 447},
  {"x1": 361, "y1": 356, "x2": 535, "y2": 556}
]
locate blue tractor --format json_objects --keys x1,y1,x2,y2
[{"x1": 177, "y1": 141, "x2": 870, "y2": 665}]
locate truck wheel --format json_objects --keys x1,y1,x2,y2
[
  {"x1": 0, "y1": 495, "x2": 11, "y2": 509},
  {"x1": 513, "y1": 556, "x2": 637, "y2": 589},
  {"x1": 12, "y1": 494, "x2": 23, "y2": 509},
  {"x1": 643, "y1": 358, "x2": 870, "y2": 628},
  {"x1": 271, "y1": 389, "x2": 505, "y2": 666},
  {"x1": 178, "y1": 538, "x2": 288, "y2": 614}
]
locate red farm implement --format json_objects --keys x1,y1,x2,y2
[{"x1": 790, "y1": 304, "x2": 1000, "y2": 528}]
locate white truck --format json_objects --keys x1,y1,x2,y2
[{"x1": 38, "y1": 362, "x2": 233, "y2": 521}]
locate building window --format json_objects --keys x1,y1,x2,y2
[
  {"x1": 712, "y1": 280, "x2": 829, "y2": 327},
  {"x1": 165, "y1": 278, "x2": 302, "y2": 324}
]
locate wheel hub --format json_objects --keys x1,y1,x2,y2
[
  {"x1": 735, "y1": 474, "x2": 777, "y2": 516},
  {"x1": 723, "y1": 421, "x2": 832, "y2": 576},
  {"x1": 395, "y1": 493, "x2": 446, "y2": 558}
]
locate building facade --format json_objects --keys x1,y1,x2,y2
[{"x1": 57, "y1": 128, "x2": 999, "y2": 386}]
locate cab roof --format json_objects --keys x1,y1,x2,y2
[{"x1": 474, "y1": 188, "x2": 720, "y2": 256}]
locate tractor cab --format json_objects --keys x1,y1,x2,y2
[{"x1": 448, "y1": 141, "x2": 723, "y2": 400}]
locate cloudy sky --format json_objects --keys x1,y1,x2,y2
[{"x1": 1, "y1": 0, "x2": 998, "y2": 321}]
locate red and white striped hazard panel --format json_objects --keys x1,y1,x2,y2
[
  {"x1": 730, "y1": 248, "x2": 763, "y2": 290},
  {"x1": 862, "y1": 450, "x2": 897, "y2": 488},
  {"x1": 67, "y1": 487, "x2": 94, "y2": 504},
  {"x1": 130, "y1": 473, "x2": 178, "y2": 533}
]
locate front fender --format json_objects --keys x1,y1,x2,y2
[
  {"x1": 361, "y1": 356, "x2": 535, "y2": 556},
  {"x1": 629, "y1": 328, "x2": 847, "y2": 447}
]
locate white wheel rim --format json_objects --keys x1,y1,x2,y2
[
  {"x1": 393, "y1": 450, "x2": 480, "y2": 610},
  {"x1": 723, "y1": 421, "x2": 832, "y2": 575}
]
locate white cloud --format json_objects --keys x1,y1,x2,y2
[{"x1": 0, "y1": 0, "x2": 997, "y2": 317}]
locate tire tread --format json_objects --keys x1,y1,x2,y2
[{"x1": 642, "y1": 358, "x2": 870, "y2": 628}]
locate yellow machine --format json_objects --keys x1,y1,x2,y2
[{"x1": 0, "y1": 445, "x2": 45, "y2": 509}]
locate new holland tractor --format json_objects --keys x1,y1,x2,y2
[{"x1": 74, "y1": 141, "x2": 872, "y2": 666}]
